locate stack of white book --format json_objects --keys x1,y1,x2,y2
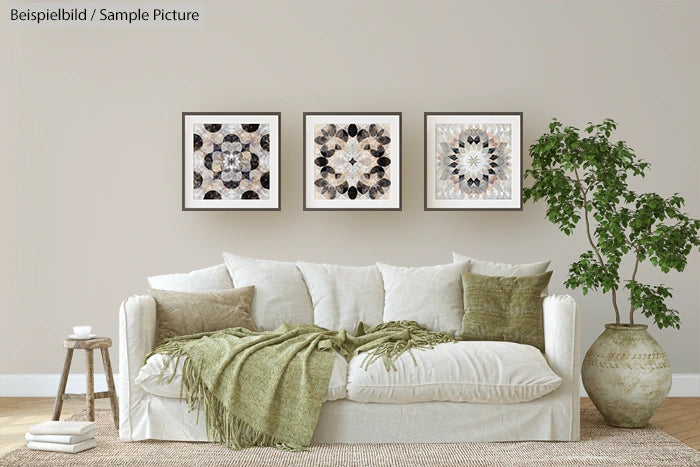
[{"x1": 26, "y1": 421, "x2": 96, "y2": 453}]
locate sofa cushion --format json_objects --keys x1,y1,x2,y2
[
  {"x1": 150, "y1": 287, "x2": 257, "y2": 344},
  {"x1": 222, "y1": 253, "x2": 314, "y2": 330},
  {"x1": 147, "y1": 264, "x2": 234, "y2": 292},
  {"x1": 452, "y1": 253, "x2": 551, "y2": 276},
  {"x1": 297, "y1": 262, "x2": 384, "y2": 333},
  {"x1": 136, "y1": 351, "x2": 348, "y2": 402},
  {"x1": 452, "y1": 252, "x2": 551, "y2": 296},
  {"x1": 377, "y1": 261, "x2": 470, "y2": 333},
  {"x1": 459, "y1": 271, "x2": 552, "y2": 352},
  {"x1": 346, "y1": 341, "x2": 561, "y2": 404}
]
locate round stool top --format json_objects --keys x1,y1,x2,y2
[{"x1": 63, "y1": 337, "x2": 112, "y2": 350}]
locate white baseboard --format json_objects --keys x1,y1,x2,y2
[
  {"x1": 1, "y1": 373, "x2": 698, "y2": 397},
  {"x1": 0, "y1": 374, "x2": 120, "y2": 397},
  {"x1": 579, "y1": 373, "x2": 700, "y2": 398}
]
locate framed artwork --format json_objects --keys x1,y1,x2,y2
[
  {"x1": 304, "y1": 112, "x2": 401, "y2": 210},
  {"x1": 424, "y1": 112, "x2": 522, "y2": 210},
  {"x1": 182, "y1": 112, "x2": 280, "y2": 210}
]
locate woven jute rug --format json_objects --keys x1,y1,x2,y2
[{"x1": 1, "y1": 409, "x2": 698, "y2": 466}]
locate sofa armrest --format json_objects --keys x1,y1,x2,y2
[
  {"x1": 543, "y1": 294, "x2": 580, "y2": 439},
  {"x1": 119, "y1": 295, "x2": 156, "y2": 440},
  {"x1": 543, "y1": 295, "x2": 580, "y2": 384}
]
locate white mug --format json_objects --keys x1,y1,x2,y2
[{"x1": 73, "y1": 325, "x2": 92, "y2": 337}]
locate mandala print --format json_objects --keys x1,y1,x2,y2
[
  {"x1": 435, "y1": 124, "x2": 512, "y2": 200},
  {"x1": 192, "y1": 123, "x2": 270, "y2": 200},
  {"x1": 313, "y1": 123, "x2": 391, "y2": 200}
]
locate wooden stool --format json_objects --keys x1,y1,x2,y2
[{"x1": 52, "y1": 337, "x2": 119, "y2": 429}]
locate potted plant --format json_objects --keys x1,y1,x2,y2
[{"x1": 524, "y1": 118, "x2": 700, "y2": 427}]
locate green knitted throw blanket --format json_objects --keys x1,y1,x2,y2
[{"x1": 149, "y1": 320, "x2": 455, "y2": 451}]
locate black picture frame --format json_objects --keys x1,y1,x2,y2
[
  {"x1": 424, "y1": 112, "x2": 523, "y2": 211},
  {"x1": 303, "y1": 112, "x2": 402, "y2": 211},
  {"x1": 182, "y1": 112, "x2": 281, "y2": 211}
]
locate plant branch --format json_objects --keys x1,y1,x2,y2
[
  {"x1": 629, "y1": 249, "x2": 640, "y2": 325},
  {"x1": 574, "y1": 169, "x2": 621, "y2": 323}
]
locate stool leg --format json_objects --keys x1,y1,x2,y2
[
  {"x1": 52, "y1": 349, "x2": 73, "y2": 421},
  {"x1": 100, "y1": 347, "x2": 119, "y2": 429},
  {"x1": 86, "y1": 349, "x2": 95, "y2": 422}
]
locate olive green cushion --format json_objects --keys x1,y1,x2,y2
[
  {"x1": 150, "y1": 286, "x2": 257, "y2": 343},
  {"x1": 459, "y1": 271, "x2": 552, "y2": 351}
]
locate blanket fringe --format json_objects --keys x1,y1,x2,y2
[{"x1": 359, "y1": 321, "x2": 456, "y2": 371}]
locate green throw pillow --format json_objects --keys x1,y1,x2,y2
[
  {"x1": 459, "y1": 271, "x2": 553, "y2": 352},
  {"x1": 150, "y1": 286, "x2": 257, "y2": 344}
]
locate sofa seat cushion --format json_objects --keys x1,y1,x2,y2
[
  {"x1": 346, "y1": 341, "x2": 562, "y2": 404},
  {"x1": 135, "y1": 351, "x2": 348, "y2": 402}
]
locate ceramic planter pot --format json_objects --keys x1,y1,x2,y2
[{"x1": 581, "y1": 323, "x2": 671, "y2": 427}]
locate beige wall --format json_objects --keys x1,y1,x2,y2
[{"x1": 1, "y1": 0, "x2": 698, "y2": 375}]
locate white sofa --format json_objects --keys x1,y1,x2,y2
[{"x1": 119, "y1": 260, "x2": 580, "y2": 444}]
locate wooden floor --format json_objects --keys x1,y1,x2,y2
[
  {"x1": 0, "y1": 398, "x2": 111, "y2": 456},
  {"x1": 1, "y1": 398, "x2": 698, "y2": 456},
  {"x1": 580, "y1": 398, "x2": 699, "y2": 449}
]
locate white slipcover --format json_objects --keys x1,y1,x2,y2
[{"x1": 119, "y1": 293, "x2": 580, "y2": 443}]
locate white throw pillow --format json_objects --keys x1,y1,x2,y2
[
  {"x1": 147, "y1": 264, "x2": 233, "y2": 292},
  {"x1": 137, "y1": 351, "x2": 348, "y2": 402},
  {"x1": 377, "y1": 261, "x2": 470, "y2": 334},
  {"x1": 452, "y1": 252, "x2": 551, "y2": 295},
  {"x1": 222, "y1": 253, "x2": 313, "y2": 330},
  {"x1": 297, "y1": 262, "x2": 384, "y2": 333},
  {"x1": 346, "y1": 341, "x2": 562, "y2": 404},
  {"x1": 452, "y1": 252, "x2": 550, "y2": 276}
]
